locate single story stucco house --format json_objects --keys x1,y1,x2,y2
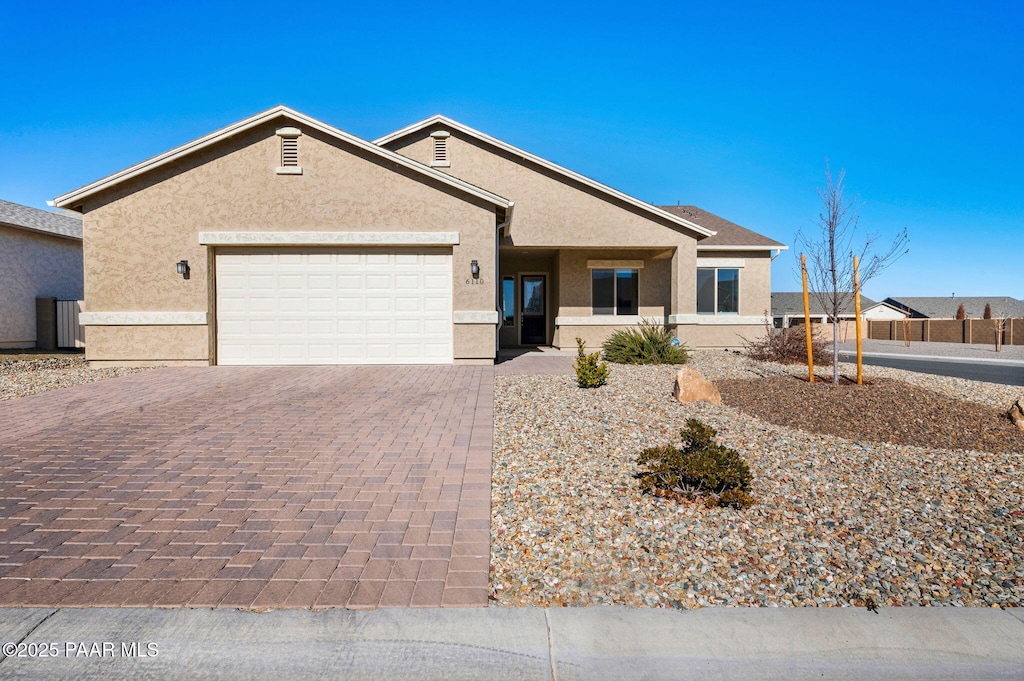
[
  {"x1": 53, "y1": 106, "x2": 786, "y2": 366},
  {"x1": 0, "y1": 199, "x2": 83, "y2": 349}
]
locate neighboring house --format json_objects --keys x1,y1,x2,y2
[
  {"x1": 884, "y1": 296, "x2": 1024, "y2": 319},
  {"x1": 771, "y1": 292, "x2": 882, "y2": 327},
  {"x1": 53, "y1": 106, "x2": 786, "y2": 366},
  {"x1": 861, "y1": 300, "x2": 908, "y2": 320},
  {"x1": 0, "y1": 199, "x2": 83, "y2": 348}
]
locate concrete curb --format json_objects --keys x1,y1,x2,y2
[{"x1": 1, "y1": 607, "x2": 1023, "y2": 680}]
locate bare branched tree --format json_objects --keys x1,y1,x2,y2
[{"x1": 795, "y1": 162, "x2": 909, "y2": 384}]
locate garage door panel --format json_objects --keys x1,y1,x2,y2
[{"x1": 216, "y1": 248, "x2": 453, "y2": 365}]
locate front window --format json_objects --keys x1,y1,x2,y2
[
  {"x1": 697, "y1": 268, "x2": 740, "y2": 314},
  {"x1": 592, "y1": 268, "x2": 638, "y2": 315}
]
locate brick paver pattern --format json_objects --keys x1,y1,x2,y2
[{"x1": 0, "y1": 366, "x2": 492, "y2": 609}]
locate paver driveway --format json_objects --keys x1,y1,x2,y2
[{"x1": 0, "y1": 366, "x2": 492, "y2": 608}]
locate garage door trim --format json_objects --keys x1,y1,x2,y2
[{"x1": 200, "y1": 231, "x2": 460, "y2": 246}]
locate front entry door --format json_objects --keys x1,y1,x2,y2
[{"x1": 520, "y1": 275, "x2": 546, "y2": 345}]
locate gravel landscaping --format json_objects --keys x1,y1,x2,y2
[
  {"x1": 491, "y1": 350, "x2": 1024, "y2": 609},
  {"x1": 0, "y1": 356, "x2": 153, "y2": 401}
]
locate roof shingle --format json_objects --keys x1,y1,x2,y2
[
  {"x1": 659, "y1": 205, "x2": 785, "y2": 249},
  {"x1": 772, "y1": 292, "x2": 876, "y2": 317},
  {"x1": 0, "y1": 199, "x2": 82, "y2": 240},
  {"x1": 883, "y1": 296, "x2": 1024, "y2": 319}
]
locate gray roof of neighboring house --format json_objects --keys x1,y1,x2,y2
[
  {"x1": 0, "y1": 198, "x2": 83, "y2": 240},
  {"x1": 658, "y1": 205, "x2": 786, "y2": 249},
  {"x1": 772, "y1": 292, "x2": 877, "y2": 317},
  {"x1": 883, "y1": 296, "x2": 1024, "y2": 319}
]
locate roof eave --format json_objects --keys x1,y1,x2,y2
[
  {"x1": 54, "y1": 107, "x2": 512, "y2": 211},
  {"x1": 374, "y1": 115, "x2": 716, "y2": 238},
  {"x1": 697, "y1": 244, "x2": 788, "y2": 251}
]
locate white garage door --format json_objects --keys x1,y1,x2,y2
[{"x1": 215, "y1": 248, "x2": 453, "y2": 365}]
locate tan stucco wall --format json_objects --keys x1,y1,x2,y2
[
  {"x1": 454, "y1": 324, "x2": 496, "y2": 360},
  {"x1": 0, "y1": 226, "x2": 82, "y2": 347},
  {"x1": 696, "y1": 250, "x2": 773, "y2": 318},
  {"x1": 674, "y1": 324, "x2": 765, "y2": 350},
  {"x1": 80, "y1": 120, "x2": 499, "y2": 363},
  {"x1": 85, "y1": 325, "x2": 208, "y2": 362},
  {"x1": 555, "y1": 249, "x2": 671, "y2": 318},
  {"x1": 386, "y1": 130, "x2": 701, "y2": 249},
  {"x1": 557, "y1": 323, "x2": 764, "y2": 352}
]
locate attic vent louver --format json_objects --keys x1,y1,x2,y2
[
  {"x1": 430, "y1": 130, "x2": 450, "y2": 167},
  {"x1": 276, "y1": 127, "x2": 303, "y2": 175}
]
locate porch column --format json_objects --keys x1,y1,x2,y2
[{"x1": 669, "y1": 243, "x2": 696, "y2": 319}]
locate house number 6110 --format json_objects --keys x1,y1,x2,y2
[{"x1": 465, "y1": 279, "x2": 487, "y2": 285}]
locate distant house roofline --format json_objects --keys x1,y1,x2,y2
[{"x1": 0, "y1": 198, "x2": 82, "y2": 241}]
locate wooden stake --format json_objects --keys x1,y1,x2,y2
[
  {"x1": 801, "y1": 254, "x2": 814, "y2": 382},
  {"x1": 853, "y1": 255, "x2": 863, "y2": 385}
]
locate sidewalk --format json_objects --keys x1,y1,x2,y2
[
  {"x1": 1, "y1": 606, "x2": 1022, "y2": 680},
  {"x1": 837, "y1": 339, "x2": 1024, "y2": 362}
]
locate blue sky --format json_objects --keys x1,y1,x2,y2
[{"x1": 2, "y1": 0, "x2": 1021, "y2": 300}]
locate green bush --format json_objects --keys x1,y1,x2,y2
[
  {"x1": 573, "y1": 337, "x2": 610, "y2": 388},
  {"x1": 601, "y1": 320, "x2": 689, "y2": 365},
  {"x1": 636, "y1": 419, "x2": 754, "y2": 509}
]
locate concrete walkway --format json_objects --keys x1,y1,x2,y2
[{"x1": 0, "y1": 606, "x2": 1022, "y2": 680}]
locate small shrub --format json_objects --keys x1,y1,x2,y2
[
  {"x1": 746, "y1": 321, "x2": 832, "y2": 365},
  {"x1": 602, "y1": 320, "x2": 690, "y2": 365},
  {"x1": 573, "y1": 337, "x2": 610, "y2": 388},
  {"x1": 635, "y1": 418, "x2": 754, "y2": 509}
]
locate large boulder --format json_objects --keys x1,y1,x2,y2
[
  {"x1": 1009, "y1": 400, "x2": 1024, "y2": 431},
  {"x1": 673, "y1": 367, "x2": 722, "y2": 405}
]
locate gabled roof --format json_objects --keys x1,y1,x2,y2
[
  {"x1": 884, "y1": 296, "x2": 1024, "y2": 319},
  {"x1": 659, "y1": 205, "x2": 786, "y2": 251},
  {"x1": 374, "y1": 115, "x2": 715, "y2": 238},
  {"x1": 0, "y1": 198, "x2": 82, "y2": 241},
  {"x1": 862, "y1": 300, "x2": 907, "y2": 315},
  {"x1": 771, "y1": 292, "x2": 876, "y2": 317},
  {"x1": 53, "y1": 106, "x2": 512, "y2": 212}
]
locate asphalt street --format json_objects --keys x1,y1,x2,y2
[{"x1": 839, "y1": 352, "x2": 1024, "y2": 386}]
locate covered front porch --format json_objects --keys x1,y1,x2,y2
[{"x1": 497, "y1": 245, "x2": 679, "y2": 351}]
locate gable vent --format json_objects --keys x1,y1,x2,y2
[
  {"x1": 276, "y1": 127, "x2": 303, "y2": 175},
  {"x1": 430, "y1": 130, "x2": 451, "y2": 167}
]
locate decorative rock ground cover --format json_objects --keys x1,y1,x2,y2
[
  {"x1": 0, "y1": 356, "x2": 153, "y2": 402},
  {"x1": 491, "y1": 350, "x2": 1024, "y2": 608}
]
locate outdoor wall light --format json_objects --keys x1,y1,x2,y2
[
  {"x1": 176, "y1": 260, "x2": 190, "y2": 280},
  {"x1": 470, "y1": 260, "x2": 480, "y2": 279}
]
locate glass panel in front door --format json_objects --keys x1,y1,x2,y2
[{"x1": 521, "y1": 275, "x2": 546, "y2": 344}]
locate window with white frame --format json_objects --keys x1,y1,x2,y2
[
  {"x1": 592, "y1": 268, "x2": 638, "y2": 315},
  {"x1": 696, "y1": 268, "x2": 739, "y2": 314}
]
